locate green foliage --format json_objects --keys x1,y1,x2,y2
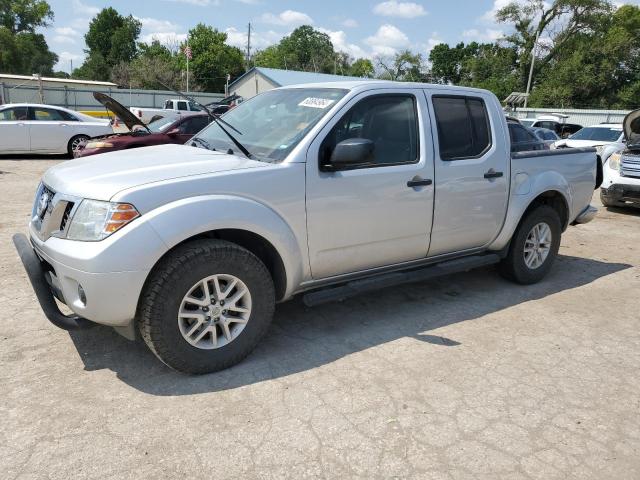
[
  {"x1": 376, "y1": 50, "x2": 425, "y2": 82},
  {"x1": 0, "y1": 1, "x2": 57, "y2": 74},
  {"x1": 349, "y1": 58, "x2": 374, "y2": 78},
  {"x1": 174, "y1": 23, "x2": 245, "y2": 92},
  {"x1": 75, "y1": 7, "x2": 141, "y2": 81},
  {"x1": 0, "y1": 0, "x2": 53, "y2": 33}
]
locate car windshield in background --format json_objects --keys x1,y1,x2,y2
[
  {"x1": 192, "y1": 88, "x2": 348, "y2": 162},
  {"x1": 520, "y1": 120, "x2": 535, "y2": 127},
  {"x1": 570, "y1": 127, "x2": 622, "y2": 142},
  {"x1": 148, "y1": 118, "x2": 175, "y2": 133}
]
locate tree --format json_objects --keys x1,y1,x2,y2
[
  {"x1": 349, "y1": 58, "x2": 374, "y2": 78},
  {"x1": 75, "y1": 7, "x2": 141, "y2": 81},
  {"x1": 111, "y1": 40, "x2": 183, "y2": 90},
  {"x1": 496, "y1": 0, "x2": 613, "y2": 91},
  {"x1": 376, "y1": 50, "x2": 424, "y2": 81},
  {"x1": 0, "y1": 1, "x2": 57, "y2": 74},
  {"x1": 176, "y1": 24, "x2": 245, "y2": 92},
  {"x1": 0, "y1": 0, "x2": 53, "y2": 33}
]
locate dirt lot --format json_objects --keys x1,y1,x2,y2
[{"x1": 1, "y1": 158, "x2": 639, "y2": 479}]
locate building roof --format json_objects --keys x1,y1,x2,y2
[
  {"x1": 0, "y1": 73, "x2": 117, "y2": 87},
  {"x1": 229, "y1": 67, "x2": 373, "y2": 89}
]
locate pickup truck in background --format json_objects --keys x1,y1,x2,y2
[
  {"x1": 129, "y1": 98, "x2": 205, "y2": 125},
  {"x1": 14, "y1": 81, "x2": 600, "y2": 374}
]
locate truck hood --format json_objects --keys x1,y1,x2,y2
[
  {"x1": 624, "y1": 108, "x2": 640, "y2": 150},
  {"x1": 43, "y1": 144, "x2": 268, "y2": 200}
]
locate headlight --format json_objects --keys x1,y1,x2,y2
[
  {"x1": 85, "y1": 141, "x2": 114, "y2": 149},
  {"x1": 608, "y1": 152, "x2": 621, "y2": 171},
  {"x1": 66, "y1": 200, "x2": 139, "y2": 241}
]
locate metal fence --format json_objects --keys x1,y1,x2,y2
[
  {"x1": 513, "y1": 107, "x2": 630, "y2": 127},
  {"x1": 0, "y1": 82, "x2": 225, "y2": 111}
]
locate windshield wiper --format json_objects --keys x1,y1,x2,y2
[
  {"x1": 155, "y1": 78, "x2": 253, "y2": 160},
  {"x1": 191, "y1": 137, "x2": 213, "y2": 150}
]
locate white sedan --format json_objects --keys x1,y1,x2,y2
[{"x1": 0, "y1": 103, "x2": 112, "y2": 156}]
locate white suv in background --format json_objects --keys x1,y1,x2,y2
[{"x1": 601, "y1": 110, "x2": 640, "y2": 208}]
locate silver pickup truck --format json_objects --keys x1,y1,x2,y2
[{"x1": 14, "y1": 81, "x2": 600, "y2": 374}]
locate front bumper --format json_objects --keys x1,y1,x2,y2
[
  {"x1": 601, "y1": 184, "x2": 640, "y2": 205},
  {"x1": 14, "y1": 231, "x2": 151, "y2": 328}
]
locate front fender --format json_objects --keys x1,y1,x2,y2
[
  {"x1": 144, "y1": 195, "x2": 305, "y2": 299},
  {"x1": 489, "y1": 170, "x2": 572, "y2": 251}
]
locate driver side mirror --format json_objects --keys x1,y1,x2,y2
[{"x1": 326, "y1": 138, "x2": 375, "y2": 170}]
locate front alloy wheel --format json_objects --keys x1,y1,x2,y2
[{"x1": 178, "y1": 274, "x2": 252, "y2": 349}]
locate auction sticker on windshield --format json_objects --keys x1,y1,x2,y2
[{"x1": 298, "y1": 97, "x2": 335, "y2": 109}]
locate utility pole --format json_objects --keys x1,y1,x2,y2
[
  {"x1": 524, "y1": 29, "x2": 540, "y2": 109},
  {"x1": 246, "y1": 22, "x2": 252, "y2": 69},
  {"x1": 37, "y1": 73, "x2": 44, "y2": 103}
]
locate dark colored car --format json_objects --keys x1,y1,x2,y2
[
  {"x1": 75, "y1": 93, "x2": 213, "y2": 158},
  {"x1": 507, "y1": 119, "x2": 548, "y2": 153},
  {"x1": 205, "y1": 94, "x2": 242, "y2": 115}
]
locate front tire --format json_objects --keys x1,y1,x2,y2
[
  {"x1": 600, "y1": 190, "x2": 625, "y2": 208},
  {"x1": 67, "y1": 135, "x2": 89, "y2": 157},
  {"x1": 499, "y1": 205, "x2": 561, "y2": 285},
  {"x1": 138, "y1": 239, "x2": 275, "y2": 374}
]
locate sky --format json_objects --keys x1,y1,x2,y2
[{"x1": 42, "y1": 0, "x2": 640, "y2": 73}]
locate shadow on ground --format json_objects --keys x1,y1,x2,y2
[
  {"x1": 67, "y1": 254, "x2": 630, "y2": 395},
  {"x1": 604, "y1": 205, "x2": 640, "y2": 217}
]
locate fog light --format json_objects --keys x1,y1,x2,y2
[{"x1": 78, "y1": 284, "x2": 87, "y2": 306}]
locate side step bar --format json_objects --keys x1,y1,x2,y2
[{"x1": 303, "y1": 254, "x2": 501, "y2": 307}]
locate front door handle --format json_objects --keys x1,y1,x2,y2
[
  {"x1": 484, "y1": 169, "x2": 504, "y2": 179},
  {"x1": 407, "y1": 176, "x2": 433, "y2": 188}
]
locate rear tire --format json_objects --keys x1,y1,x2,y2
[
  {"x1": 67, "y1": 135, "x2": 89, "y2": 157},
  {"x1": 138, "y1": 239, "x2": 275, "y2": 374},
  {"x1": 499, "y1": 205, "x2": 561, "y2": 285}
]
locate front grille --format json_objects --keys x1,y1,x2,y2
[
  {"x1": 621, "y1": 153, "x2": 640, "y2": 178},
  {"x1": 59, "y1": 202, "x2": 74, "y2": 231}
]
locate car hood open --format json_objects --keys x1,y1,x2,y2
[
  {"x1": 624, "y1": 108, "x2": 640, "y2": 149},
  {"x1": 93, "y1": 92, "x2": 147, "y2": 132},
  {"x1": 42, "y1": 144, "x2": 268, "y2": 200}
]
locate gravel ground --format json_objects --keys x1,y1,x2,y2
[{"x1": 1, "y1": 158, "x2": 639, "y2": 480}]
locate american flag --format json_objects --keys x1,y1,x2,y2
[{"x1": 184, "y1": 45, "x2": 192, "y2": 59}]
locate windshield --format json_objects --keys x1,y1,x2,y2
[
  {"x1": 570, "y1": 127, "x2": 622, "y2": 142},
  {"x1": 192, "y1": 88, "x2": 348, "y2": 162},
  {"x1": 520, "y1": 119, "x2": 535, "y2": 127},
  {"x1": 148, "y1": 117, "x2": 175, "y2": 133}
]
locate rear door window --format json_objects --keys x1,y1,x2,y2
[
  {"x1": 432, "y1": 96, "x2": 491, "y2": 160},
  {"x1": 176, "y1": 101, "x2": 188, "y2": 111}
]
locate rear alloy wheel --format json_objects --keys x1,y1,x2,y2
[
  {"x1": 499, "y1": 205, "x2": 561, "y2": 284},
  {"x1": 68, "y1": 135, "x2": 89, "y2": 157}
]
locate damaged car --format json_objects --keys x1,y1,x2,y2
[{"x1": 74, "y1": 92, "x2": 213, "y2": 158}]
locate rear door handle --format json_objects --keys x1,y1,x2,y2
[
  {"x1": 484, "y1": 169, "x2": 504, "y2": 179},
  {"x1": 407, "y1": 176, "x2": 433, "y2": 188}
]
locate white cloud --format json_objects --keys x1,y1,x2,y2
[
  {"x1": 259, "y1": 10, "x2": 313, "y2": 26},
  {"x1": 53, "y1": 35, "x2": 77, "y2": 44},
  {"x1": 71, "y1": 0, "x2": 99, "y2": 16},
  {"x1": 52, "y1": 26, "x2": 80, "y2": 44},
  {"x1": 342, "y1": 18, "x2": 358, "y2": 28},
  {"x1": 365, "y1": 24, "x2": 410, "y2": 56},
  {"x1": 140, "y1": 32, "x2": 188, "y2": 45},
  {"x1": 462, "y1": 28, "x2": 504, "y2": 42},
  {"x1": 373, "y1": 1, "x2": 427, "y2": 18},
  {"x1": 137, "y1": 17, "x2": 182, "y2": 33},
  {"x1": 225, "y1": 26, "x2": 282, "y2": 50},
  {"x1": 163, "y1": 0, "x2": 220, "y2": 5},
  {"x1": 55, "y1": 51, "x2": 85, "y2": 71},
  {"x1": 318, "y1": 28, "x2": 367, "y2": 59}
]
